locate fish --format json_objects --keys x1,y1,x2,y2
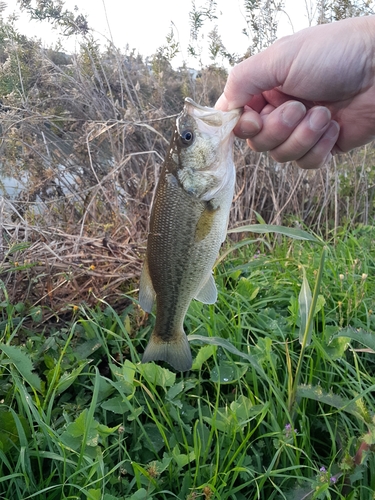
[{"x1": 139, "y1": 97, "x2": 241, "y2": 372}]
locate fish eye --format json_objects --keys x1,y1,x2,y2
[{"x1": 180, "y1": 130, "x2": 194, "y2": 145}]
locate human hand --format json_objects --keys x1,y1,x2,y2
[{"x1": 216, "y1": 16, "x2": 375, "y2": 169}]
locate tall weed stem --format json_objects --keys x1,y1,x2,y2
[{"x1": 288, "y1": 246, "x2": 327, "y2": 415}]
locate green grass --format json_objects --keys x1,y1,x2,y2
[{"x1": 1, "y1": 225, "x2": 375, "y2": 499}]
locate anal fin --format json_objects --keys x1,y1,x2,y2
[
  {"x1": 139, "y1": 257, "x2": 156, "y2": 313},
  {"x1": 194, "y1": 273, "x2": 217, "y2": 304}
]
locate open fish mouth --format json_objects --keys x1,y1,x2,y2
[
  {"x1": 181, "y1": 97, "x2": 241, "y2": 134},
  {"x1": 185, "y1": 97, "x2": 215, "y2": 111}
]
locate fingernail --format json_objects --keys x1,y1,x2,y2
[
  {"x1": 326, "y1": 120, "x2": 340, "y2": 139},
  {"x1": 309, "y1": 107, "x2": 331, "y2": 131},
  {"x1": 281, "y1": 101, "x2": 306, "y2": 127},
  {"x1": 238, "y1": 114, "x2": 261, "y2": 137}
]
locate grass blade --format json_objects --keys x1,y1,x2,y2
[
  {"x1": 228, "y1": 224, "x2": 323, "y2": 244},
  {"x1": 334, "y1": 327, "x2": 375, "y2": 353},
  {"x1": 298, "y1": 268, "x2": 313, "y2": 346},
  {"x1": 0, "y1": 344, "x2": 42, "y2": 393},
  {"x1": 188, "y1": 334, "x2": 265, "y2": 379},
  {"x1": 297, "y1": 384, "x2": 374, "y2": 423}
]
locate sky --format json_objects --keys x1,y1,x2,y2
[{"x1": 3, "y1": 0, "x2": 315, "y2": 66}]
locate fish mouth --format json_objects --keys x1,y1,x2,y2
[
  {"x1": 181, "y1": 97, "x2": 241, "y2": 134},
  {"x1": 184, "y1": 97, "x2": 213, "y2": 111},
  {"x1": 184, "y1": 97, "x2": 241, "y2": 115}
]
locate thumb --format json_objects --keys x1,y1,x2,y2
[{"x1": 216, "y1": 38, "x2": 295, "y2": 110}]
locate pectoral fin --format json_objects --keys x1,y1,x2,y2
[
  {"x1": 139, "y1": 257, "x2": 156, "y2": 313},
  {"x1": 194, "y1": 273, "x2": 217, "y2": 304},
  {"x1": 195, "y1": 202, "x2": 218, "y2": 242}
]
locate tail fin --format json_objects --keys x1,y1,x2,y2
[{"x1": 142, "y1": 331, "x2": 192, "y2": 372}]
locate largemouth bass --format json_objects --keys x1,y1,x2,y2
[{"x1": 139, "y1": 98, "x2": 241, "y2": 371}]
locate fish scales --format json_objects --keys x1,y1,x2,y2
[
  {"x1": 139, "y1": 98, "x2": 241, "y2": 371},
  {"x1": 148, "y1": 173, "x2": 221, "y2": 333}
]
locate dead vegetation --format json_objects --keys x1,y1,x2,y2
[{"x1": 0, "y1": 34, "x2": 374, "y2": 312}]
